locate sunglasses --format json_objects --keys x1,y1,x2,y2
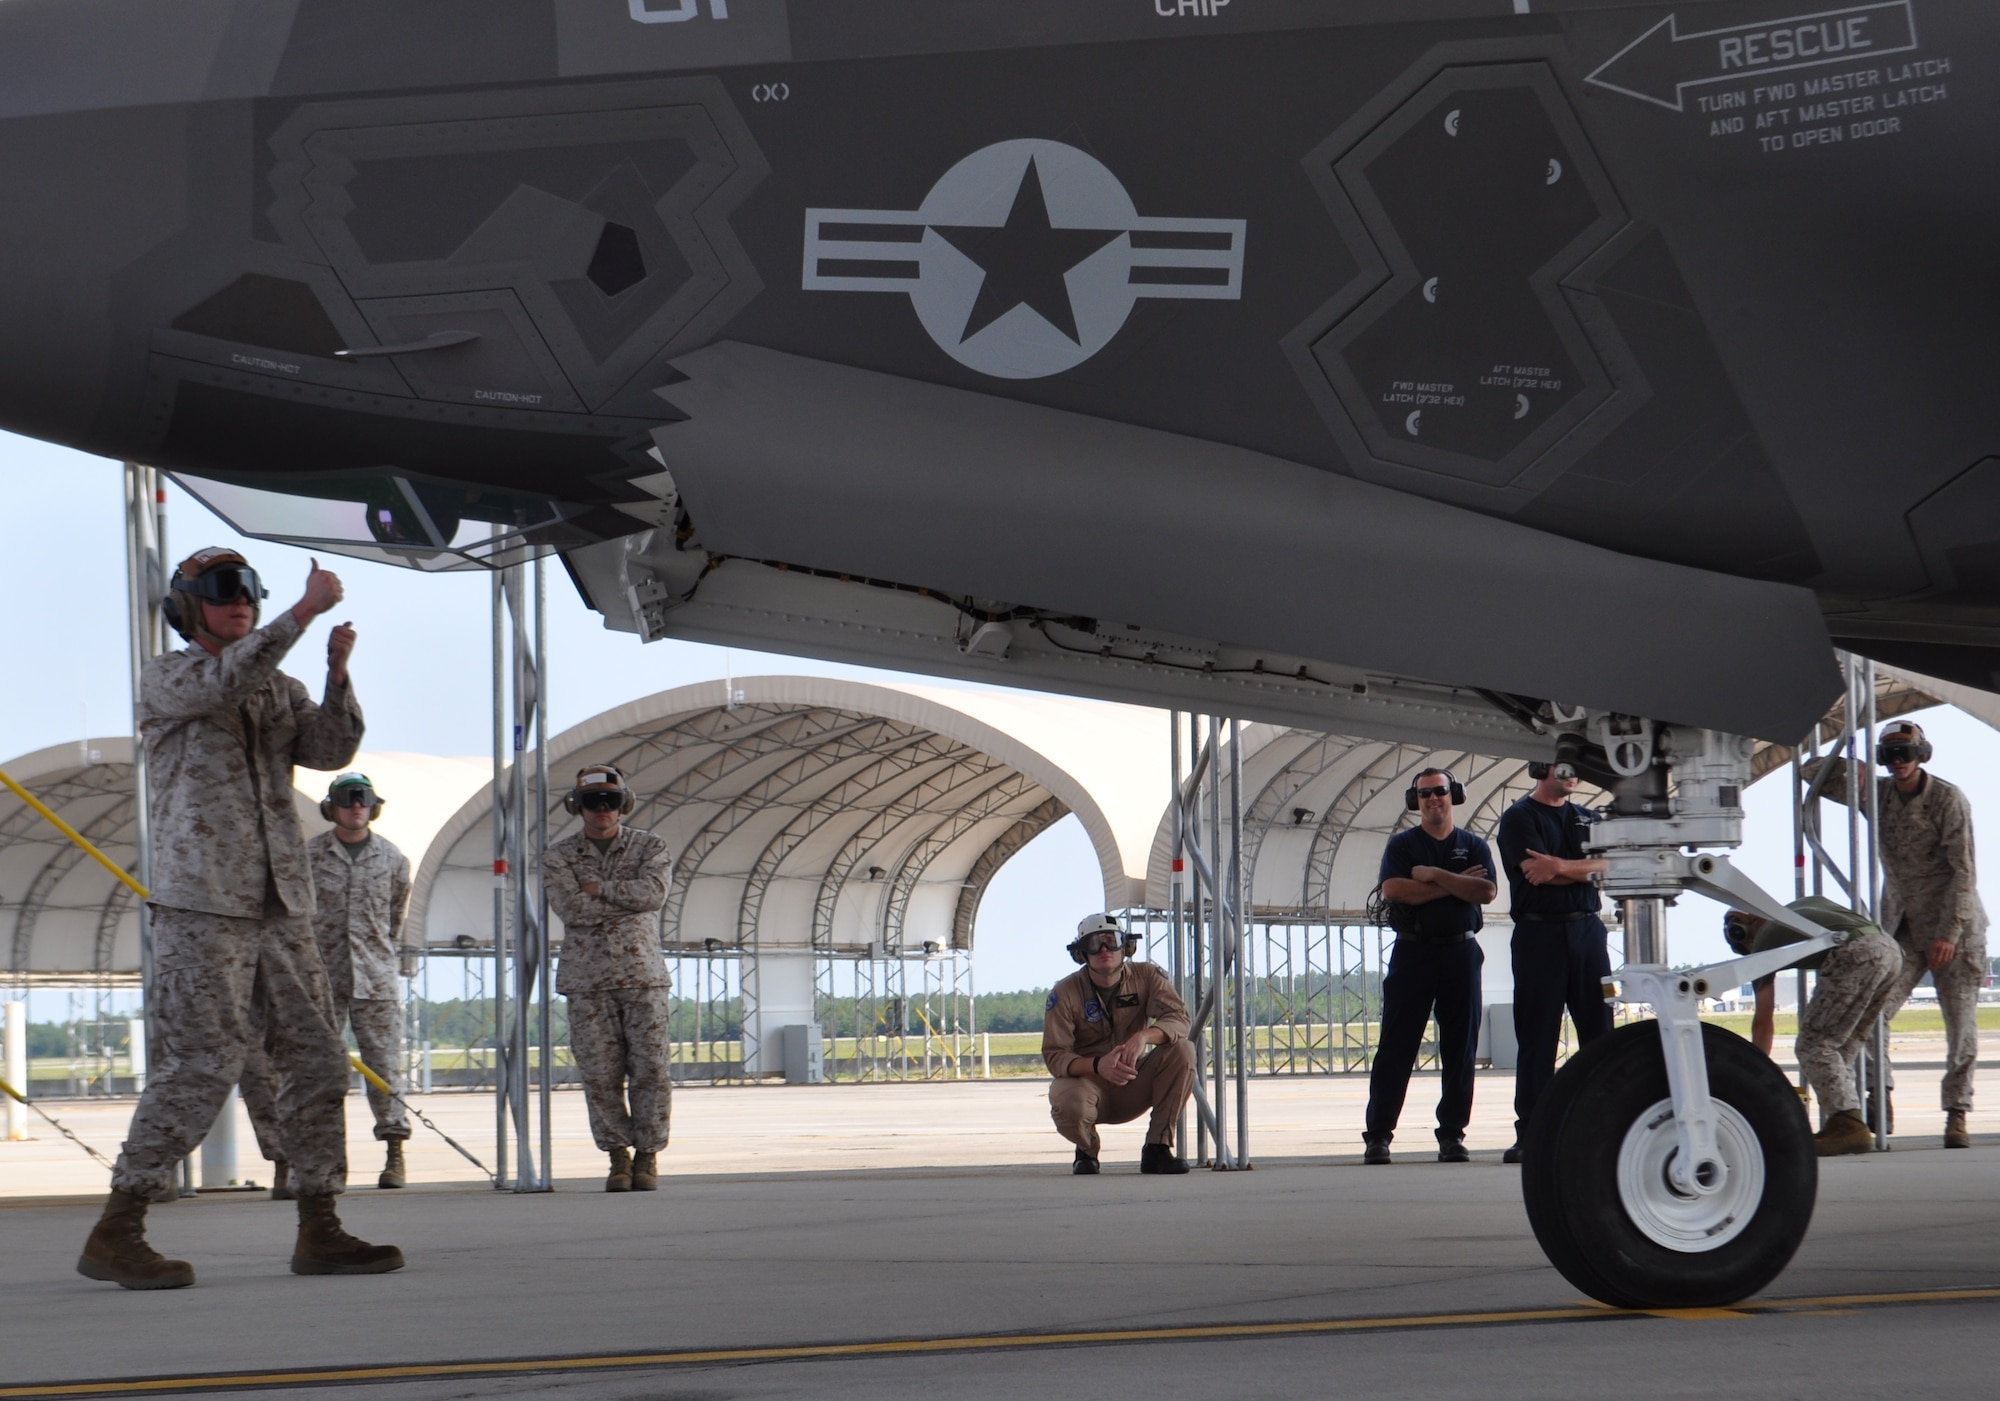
[
  {"x1": 330, "y1": 789, "x2": 376, "y2": 808},
  {"x1": 577, "y1": 791, "x2": 626, "y2": 812},
  {"x1": 175, "y1": 564, "x2": 268, "y2": 605},
  {"x1": 1414, "y1": 784, "x2": 1452, "y2": 800}
]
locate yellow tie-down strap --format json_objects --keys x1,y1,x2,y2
[{"x1": 0, "y1": 767, "x2": 150, "y2": 900}]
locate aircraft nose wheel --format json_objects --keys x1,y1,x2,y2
[{"x1": 1520, "y1": 1021, "x2": 1817, "y2": 1309}]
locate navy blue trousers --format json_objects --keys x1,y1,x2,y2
[
  {"x1": 1364, "y1": 936, "x2": 1484, "y2": 1143},
  {"x1": 1510, "y1": 915, "x2": 1615, "y2": 1138}
]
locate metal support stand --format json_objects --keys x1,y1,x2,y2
[
  {"x1": 121, "y1": 462, "x2": 173, "y2": 1183},
  {"x1": 1170, "y1": 712, "x2": 1249, "y2": 1169},
  {"x1": 491, "y1": 558, "x2": 554, "y2": 1190}
]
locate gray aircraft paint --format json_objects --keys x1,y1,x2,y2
[{"x1": 0, "y1": 0, "x2": 1992, "y2": 730}]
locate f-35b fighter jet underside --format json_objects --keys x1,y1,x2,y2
[
  {"x1": 6, "y1": 0, "x2": 1997, "y2": 1312},
  {"x1": 2, "y1": 0, "x2": 1992, "y2": 750}
]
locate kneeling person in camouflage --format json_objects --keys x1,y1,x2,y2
[
  {"x1": 80, "y1": 550, "x2": 400, "y2": 1289},
  {"x1": 1043, "y1": 914, "x2": 1195, "y2": 1175},
  {"x1": 545, "y1": 765, "x2": 673, "y2": 1191},
  {"x1": 1725, "y1": 894, "x2": 1904, "y2": 1157}
]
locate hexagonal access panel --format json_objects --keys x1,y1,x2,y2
[
  {"x1": 1302, "y1": 64, "x2": 1631, "y2": 488},
  {"x1": 587, "y1": 222, "x2": 648, "y2": 297}
]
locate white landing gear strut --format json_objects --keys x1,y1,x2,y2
[{"x1": 1518, "y1": 722, "x2": 1847, "y2": 1309}]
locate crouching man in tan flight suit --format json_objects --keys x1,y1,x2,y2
[
  {"x1": 79, "y1": 549, "x2": 401, "y2": 1289},
  {"x1": 1043, "y1": 914, "x2": 1195, "y2": 1175},
  {"x1": 244, "y1": 771, "x2": 415, "y2": 1194},
  {"x1": 543, "y1": 764, "x2": 674, "y2": 1192}
]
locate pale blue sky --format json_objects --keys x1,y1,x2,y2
[{"x1": 7, "y1": 431, "x2": 2000, "y2": 1014}]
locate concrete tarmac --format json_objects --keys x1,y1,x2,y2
[{"x1": 5, "y1": 1071, "x2": 2000, "y2": 1399}]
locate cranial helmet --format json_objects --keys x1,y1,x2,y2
[
  {"x1": 564, "y1": 764, "x2": 636, "y2": 816},
  {"x1": 320, "y1": 772, "x2": 384, "y2": 822},
  {"x1": 162, "y1": 547, "x2": 268, "y2": 647},
  {"x1": 1876, "y1": 721, "x2": 1933, "y2": 767},
  {"x1": 1067, "y1": 912, "x2": 1139, "y2": 966}
]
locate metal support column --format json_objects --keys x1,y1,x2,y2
[
  {"x1": 490, "y1": 564, "x2": 510, "y2": 1188},
  {"x1": 499, "y1": 561, "x2": 551, "y2": 1192},
  {"x1": 122, "y1": 462, "x2": 180, "y2": 1188},
  {"x1": 1229, "y1": 717, "x2": 1248, "y2": 1163}
]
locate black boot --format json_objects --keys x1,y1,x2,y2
[
  {"x1": 1362, "y1": 1135, "x2": 1391, "y2": 1165},
  {"x1": 1436, "y1": 1134, "x2": 1469, "y2": 1163},
  {"x1": 291, "y1": 1196, "x2": 405, "y2": 1276},
  {"x1": 1140, "y1": 1143, "x2": 1190, "y2": 1175},
  {"x1": 1072, "y1": 1146, "x2": 1100, "y2": 1175},
  {"x1": 77, "y1": 1190, "x2": 195, "y2": 1290}
]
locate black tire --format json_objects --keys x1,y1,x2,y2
[{"x1": 1520, "y1": 1020, "x2": 1817, "y2": 1309}]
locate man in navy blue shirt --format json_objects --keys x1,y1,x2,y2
[
  {"x1": 1364, "y1": 768, "x2": 1497, "y2": 1164},
  {"x1": 1496, "y1": 762, "x2": 1612, "y2": 1162}
]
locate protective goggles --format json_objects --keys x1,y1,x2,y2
[
  {"x1": 1078, "y1": 932, "x2": 1124, "y2": 955},
  {"x1": 173, "y1": 563, "x2": 268, "y2": 605},
  {"x1": 329, "y1": 785, "x2": 377, "y2": 808},
  {"x1": 576, "y1": 790, "x2": 626, "y2": 812},
  {"x1": 1876, "y1": 742, "x2": 1922, "y2": 766}
]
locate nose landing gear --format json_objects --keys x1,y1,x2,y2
[
  {"x1": 1516, "y1": 718, "x2": 1843, "y2": 1309},
  {"x1": 1521, "y1": 1020, "x2": 1816, "y2": 1308}
]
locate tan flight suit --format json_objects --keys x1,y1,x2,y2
[
  {"x1": 1043, "y1": 961, "x2": 1194, "y2": 1155},
  {"x1": 1813, "y1": 761, "x2": 1989, "y2": 1110},
  {"x1": 1730, "y1": 896, "x2": 1905, "y2": 1117},
  {"x1": 544, "y1": 826, "x2": 674, "y2": 1153},
  {"x1": 243, "y1": 830, "x2": 414, "y2": 1147},
  {"x1": 113, "y1": 611, "x2": 362, "y2": 1202}
]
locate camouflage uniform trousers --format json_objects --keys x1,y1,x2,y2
[
  {"x1": 1889, "y1": 925, "x2": 1988, "y2": 1112},
  {"x1": 567, "y1": 986, "x2": 673, "y2": 1153},
  {"x1": 113, "y1": 898, "x2": 350, "y2": 1201},
  {"x1": 242, "y1": 995, "x2": 409, "y2": 1149},
  {"x1": 1795, "y1": 935, "x2": 1906, "y2": 1117}
]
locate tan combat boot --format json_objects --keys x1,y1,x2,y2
[
  {"x1": 1945, "y1": 1109, "x2": 1971, "y2": 1149},
  {"x1": 631, "y1": 1150, "x2": 659, "y2": 1191},
  {"x1": 1813, "y1": 1109, "x2": 1876, "y2": 1157},
  {"x1": 269, "y1": 1159, "x2": 294, "y2": 1201},
  {"x1": 379, "y1": 1140, "x2": 407, "y2": 1189},
  {"x1": 605, "y1": 1146, "x2": 633, "y2": 1192},
  {"x1": 76, "y1": 1189, "x2": 195, "y2": 1290},
  {"x1": 290, "y1": 1196, "x2": 405, "y2": 1275}
]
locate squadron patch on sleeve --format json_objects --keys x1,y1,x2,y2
[{"x1": 1045, "y1": 992, "x2": 1057, "y2": 1012}]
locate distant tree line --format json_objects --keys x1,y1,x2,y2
[{"x1": 16, "y1": 973, "x2": 1395, "y2": 1061}]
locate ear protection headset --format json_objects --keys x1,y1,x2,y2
[
  {"x1": 319, "y1": 772, "x2": 384, "y2": 822},
  {"x1": 1876, "y1": 722, "x2": 1933, "y2": 766},
  {"x1": 163, "y1": 547, "x2": 268, "y2": 642},
  {"x1": 563, "y1": 764, "x2": 637, "y2": 816},
  {"x1": 1404, "y1": 769, "x2": 1466, "y2": 811},
  {"x1": 1067, "y1": 913, "x2": 1140, "y2": 966},
  {"x1": 1527, "y1": 761, "x2": 1551, "y2": 781}
]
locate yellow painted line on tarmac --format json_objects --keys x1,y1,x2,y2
[{"x1": 7, "y1": 1286, "x2": 2000, "y2": 1398}]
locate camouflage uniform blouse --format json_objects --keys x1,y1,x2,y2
[
  {"x1": 307, "y1": 829, "x2": 413, "y2": 1001},
  {"x1": 543, "y1": 826, "x2": 673, "y2": 994},
  {"x1": 1808, "y1": 759, "x2": 1987, "y2": 947},
  {"x1": 138, "y1": 609, "x2": 363, "y2": 918}
]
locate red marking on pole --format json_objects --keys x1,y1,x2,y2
[
  {"x1": 1172, "y1": 859, "x2": 1184, "y2": 872},
  {"x1": 155, "y1": 489, "x2": 166, "y2": 503},
  {"x1": 494, "y1": 859, "x2": 508, "y2": 875}
]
